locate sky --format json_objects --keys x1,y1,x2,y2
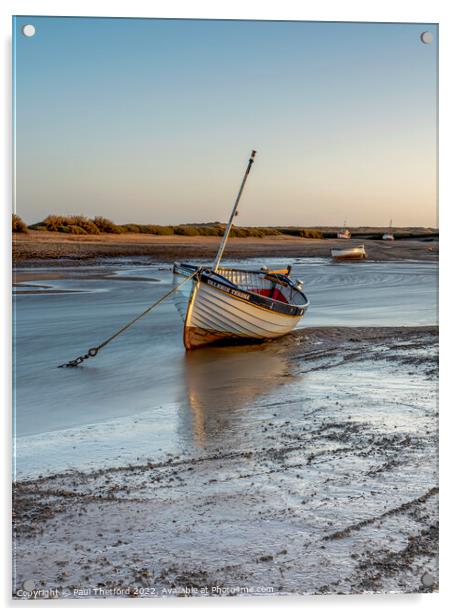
[{"x1": 13, "y1": 17, "x2": 438, "y2": 227}]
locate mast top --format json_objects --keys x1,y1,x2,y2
[{"x1": 212, "y1": 149, "x2": 257, "y2": 270}]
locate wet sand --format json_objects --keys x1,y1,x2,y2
[
  {"x1": 13, "y1": 231, "x2": 438, "y2": 265},
  {"x1": 13, "y1": 326, "x2": 438, "y2": 598},
  {"x1": 13, "y1": 272, "x2": 159, "y2": 283}
]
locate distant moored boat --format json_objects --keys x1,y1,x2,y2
[
  {"x1": 337, "y1": 221, "x2": 351, "y2": 239},
  {"x1": 382, "y1": 219, "x2": 395, "y2": 241},
  {"x1": 331, "y1": 245, "x2": 367, "y2": 260}
]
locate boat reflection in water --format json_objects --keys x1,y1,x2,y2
[{"x1": 179, "y1": 343, "x2": 295, "y2": 448}]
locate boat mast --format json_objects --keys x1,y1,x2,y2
[{"x1": 213, "y1": 150, "x2": 257, "y2": 271}]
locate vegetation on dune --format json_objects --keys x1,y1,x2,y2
[
  {"x1": 118, "y1": 223, "x2": 280, "y2": 237},
  {"x1": 93, "y1": 216, "x2": 122, "y2": 234},
  {"x1": 29, "y1": 215, "x2": 122, "y2": 234},
  {"x1": 230, "y1": 226, "x2": 279, "y2": 238},
  {"x1": 277, "y1": 227, "x2": 323, "y2": 239},
  {"x1": 24, "y1": 215, "x2": 439, "y2": 240},
  {"x1": 27, "y1": 215, "x2": 324, "y2": 238},
  {"x1": 12, "y1": 214, "x2": 28, "y2": 233},
  {"x1": 120, "y1": 224, "x2": 175, "y2": 235}
]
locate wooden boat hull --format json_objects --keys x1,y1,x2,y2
[
  {"x1": 173, "y1": 264, "x2": 308, "y2": 350},
  {"x1": 331, "y1": 245, "x2": 367, "y2": 260}
]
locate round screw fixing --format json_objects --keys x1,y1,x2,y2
[
  {"x1": 420, "y1": 31, "x2": 433, "y2": 44},
  {"x1": 22, "y1": 24, "x2": 36, "y2": 37},
  {"x1": 421, "y1": 572, "x2": 434, "y2": 587}
]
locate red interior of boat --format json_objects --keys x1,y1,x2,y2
[{"x1": 251, "y1": 288, "x2": 288, "y2": 304}]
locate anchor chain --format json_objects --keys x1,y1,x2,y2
[
  {"x1": 58, "y1": 347, "x2": 99, "y2": 368},
  {"x1": 58, "y1": 270, "x2": 198, "y2": 368}
]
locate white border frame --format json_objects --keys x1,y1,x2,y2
[{"x1": 2, "y1": 2, "x2": 455, "y2": 614}]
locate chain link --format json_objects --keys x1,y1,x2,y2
[{"x1": 58, "y1": 347, "x2": 99, "y2": 368}]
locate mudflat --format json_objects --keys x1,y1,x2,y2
[
  {"x1": 13, "y1": 326, "x2": 438, "y2": 598},
  {"x1": 13, "y1": 231, "x2": 438, "y2": 265}
]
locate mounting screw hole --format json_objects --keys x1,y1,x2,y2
[
  {"x1": 420, "y1": 31, "x2": 433, "y2": 44},
  {"x1": 22, "y1": 579, "x2": 36, "y2": 591},
  {"x1": 22, "y1": 24, "x2": 36, "y2": 37},
  {"x1": 421, "y1": 572, "x2": 434, "y2": 587}
]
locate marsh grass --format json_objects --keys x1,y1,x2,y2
[
  {"x1": 27, "y1": 215, "x2": 325, "y2": 238},
  {"x1": 12, "y1": 214, "x2": 28, "y2": 233},
  {"x1": 24, "y1": 215, "x2": 437, "y2": 239},
  {"x1": 30, "y1": 215, "x2": 121, "y2": 234}
]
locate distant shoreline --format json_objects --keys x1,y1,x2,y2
[{"x1": 13, "y1": 230, "x2": 439, "y2": 266}]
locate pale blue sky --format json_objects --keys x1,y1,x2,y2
[{"x1": 14, "y1": 17, "x2": 438, "y2": 226}]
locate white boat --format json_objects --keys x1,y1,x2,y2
[
  {"x1": 337, "y1": 222, "x2": 351, "y2": 239},
  {"x1": 58, "y1": 151, "x2": 308, "y2": 364},
  {"x1": 382, "y1": 219, "x2": 395, "y2": 241},
  {"x1": 331, "y1": 245, "x2": 367, "y2": 260},
  {"x1": 172, "y1": 150, "x2": 309, "y2": 350},
  {"x1": 173, "y1": 263, "x2": 309, "y2": 350}
]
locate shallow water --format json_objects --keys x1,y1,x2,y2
[{"x1": 13, "y1": 258, "x2": 437, "y2": 478}]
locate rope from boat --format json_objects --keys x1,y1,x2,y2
[{"x1": 58, "y1": 270, "x2": 198, "y2": 368}]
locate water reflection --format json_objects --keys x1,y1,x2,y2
[{"x1": 179, "y1": 344, "x2": 294, "y2": 447}]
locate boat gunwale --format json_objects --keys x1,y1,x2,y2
[{"x1": 173, "y1": 262, "x2": 309, "y2": 316}]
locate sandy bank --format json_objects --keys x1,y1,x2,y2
[
  {"x1": 13, "y1": 231, "x2": 438, "y2": 265},
  {"x1": 13, "y1": 326, "x2": 438, "y2": 598}
]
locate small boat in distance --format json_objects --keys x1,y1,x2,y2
[
  {"x1": 382, "y1": 219, "x2": 395, "y2": 241},
  {"x1": 172, "y1": 151, "x2": 309, "y2": 350},
  {"x1": 331, "y1": 245, "x2": 367, "y2": 260},
  {"x1": 337, "y1": 221, "x2": 351, "y2": 239}
]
